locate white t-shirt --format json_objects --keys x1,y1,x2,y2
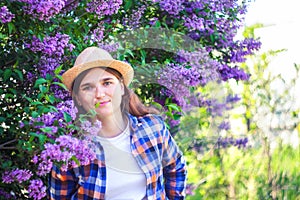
[{"x1": 95, "y1": 124, "x2": 147, "y2": 200}]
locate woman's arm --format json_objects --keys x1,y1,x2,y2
[
  {"x1": 161, "y1": 121, "x2": 188, "y2": 199},
  {"x1": 48, "y1": 165, "x2": 79, "y2": 200}
]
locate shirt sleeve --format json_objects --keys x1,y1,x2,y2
[
  {"x1": 160, "y1": 119, "x2": 188, "y2": 200},
  {"x1": 47, "y1": 165, "x2": 79, "y2": 200}
]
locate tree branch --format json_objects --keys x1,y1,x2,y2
[{"x1": 0, "y1": 139, "x2": 17, "y2": 150}]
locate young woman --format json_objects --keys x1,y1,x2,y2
[{"x1": 48, "y1": 47, "x2": 187, "y2": 200}]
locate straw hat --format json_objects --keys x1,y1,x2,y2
[{"x1": 62, "y1": 47, "x2": 134, "y2": 91}]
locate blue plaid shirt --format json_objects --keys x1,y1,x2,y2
[{"x1": 48, "y1": 114, "x2": 187, "y2": 199}]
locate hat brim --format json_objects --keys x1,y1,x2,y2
[{"x1": 62, "y1": 59, "x2": 134, "y2": 91}]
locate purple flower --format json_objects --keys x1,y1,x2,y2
[
  {"x1": 217, "y1": 137, "x2": 249, "y2": 149},
  {"x1": 80, "y1": 120, "x2": 102, "y2": 136},
  {"x1": 157, "y1": 0, "x2": 184, "y2": 15},
  {"x1": 19, "y1": 0, "x2": 67, "y2": 21},
  {"x1": 183, "y1": 14, "x2": 205, "y2": 31},
  {"x1": 86, "y1": 0, "x2": 122, "y2": 18},
  {"x1": 219, "y1": 64, "x2": 250, "y2": 81},
  {"x1": 0, "y1": 6, "x2": 15, "y2": 23},
  {"x1": 218, "y1": 121, "x2": 230, "y2": 130},
  {"x1": 0, "y1": 188, "x2": 14, "y2": 199},
  {"x1": 36, "y1": 135, "x2": 96, "y2": 176},
  {"x1": 2, "y1": 169, "x2": 33, "y2": 184},
  {"x1": 123, "y1": 5, "x2": 146, "y2": 29},
  {"x1": 28, "y1": 179, "x2": 46, "y2": 200}
]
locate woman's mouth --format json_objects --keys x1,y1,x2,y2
[{"x1": 95, "y1": 101, "x2": 110, "y2": 107}]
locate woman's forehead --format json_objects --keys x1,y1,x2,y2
[{"x1": 81, "y1": 68, "x2": 117, "y2": 84}]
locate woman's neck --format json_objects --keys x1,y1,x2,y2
[{"x1": 98, "y1": 114, "x2": 128, "y2": 138}]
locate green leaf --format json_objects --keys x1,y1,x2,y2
[
  {"x1": 31, "y1": 111, "x2": 39, "y2": 118},
  {"x1": 39, "y1": 85, "x2": 48, "y2": 93},
  {"x1": 8, "y1": 22, "x2": 15, "y2": 34},
  {"x1": 151, "y1": 101, "x2": 163, "y2": 110},
  {"x1": 54, "y1": 65, "x2": 63, "y2": 75},
  {"x1": 34, "y1": 78, "x2": 47, "y2": 88},
  {"x1": 53, "y1": 82, "x2": 68, "y2": 90},
  {"x1": 63, "y1": 112, "x2": 73, "y2": 123},
  {"x1": 4, "y1": 69, "x2": 12, "y2": 81},
  {"x1": 166, "y1": 103, "x2": 181, "y2": 112},
  {"x1": 14, "y1": 69, "x2": 23, "y2": 81},
  {"x1": 124, "y1": 0, "x2": 133, "y2": 10}
]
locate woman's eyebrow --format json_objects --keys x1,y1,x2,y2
[
  {"x1": 101, "y1": 77, "x2": 114, "y2": 82},
  {"x1": 80, "y1": 77, "x2": 115, "y2": 87}
]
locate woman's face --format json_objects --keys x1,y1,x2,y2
[{"x1": 75, "y1": 68, "x2": 124, "y2": 120}]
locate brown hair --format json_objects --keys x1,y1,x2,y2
[{"x1": 71, "y1": 67, "x2": 160, "y2": 120}]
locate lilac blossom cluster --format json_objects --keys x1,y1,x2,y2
[
  {"x1": 26, "y1": 33, "x2": 74, "y2": 58},
  {"x1": 35, "y1": 135, "x2": 97, "y2": 176},
  {"x1": 86, "y1": 0, "x2": 122, "y2": 18},
  {"x1": 2, "y1": 169, "x2": 33, "y2": 184},
  {"x1": 123, "y1": 5, "x2": 146, "y2": 29},
  {"x1": 0, "y1": 188, "x2": 14, "y2": 199},
  {"x1": 181, "y1": 0, "x2": 247, "y2": 46},
  {"x1": 219, "y1": 64, "x2": 250, "y2": 81},
  {"x1": 156, "y1": 0, "x2": 185, "y2": 16},
  {"x1": 17, "y1": 0, "x2": 67, "y2": 21},
  {"x1": 98, "y1": 42, "x2": 120, "y2": 53},
  {"x1": 183, "y1": 14, "x2": 205, "y2": 31},
  {"x1": 200, "y1": 94, "x2": 241, "y2": 117},
  {"x1": 28, "y1": 179, "x2": 46, "y2": 200},
  {"x1": 157, "y1": 49, "x2": 221, "y2": 108},
  {"x1": 225, "y1": 38, "x2": 262, "y2": 63},
  {"x1": 25, "y1": 33, "x2": 74, "y2": 99},
  {"x1": 23, "y1": 100, "x2": 77, "y2": 137},
  {"x1": 80, "y1": 120, "x2": 102, "y2": 137},
  {"x1": 217, "y1": 136, "x2": 249, "y2": 149},
  {"x1": 0, "y1": 6, "x2": 15, "y2": 23}
]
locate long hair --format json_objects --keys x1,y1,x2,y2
[{"x1": 71, "y1": 67, "x2": 160, "y2": 120}]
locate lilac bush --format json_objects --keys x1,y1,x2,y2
[
  {"x1": 0, "y1": 0, "x2": 260, "y2": 198},
  {"x1": 0, "y1": 6, "x2": 15, "y2": 23}
]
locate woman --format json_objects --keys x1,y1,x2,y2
[{"x1": 48, "y1": 47, "x2": 187, "y2": 200}]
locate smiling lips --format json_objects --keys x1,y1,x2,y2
[{"x1": 96, "y1": 100, "x2": 110, "y2": 107}]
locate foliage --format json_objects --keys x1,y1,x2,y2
[
  {"x1": 183, "y1": 25, "x2": 300, "y2": 199},
  {"x1": 0, "y1": 0, "x2": 260, "y2": 199}
]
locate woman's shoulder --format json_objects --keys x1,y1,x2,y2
[
  {"x1": 130, "y1": 113, "x2": 164, "y2": 125},
  {"x1": 128, "y1": 114, "x2": 167, "y2": 136}
]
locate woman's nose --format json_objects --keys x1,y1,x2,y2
[{"x1": 95, "y1": 85, "x2": 105, "y2": 98}]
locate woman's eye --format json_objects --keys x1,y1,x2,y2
[
  {"x1": 103, "y1": 81, "x2": 112, "y2": 86},
  {"x1": 82, "y1": 86, "x2": 92, "y2": 91}
]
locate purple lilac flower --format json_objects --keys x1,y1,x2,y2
[
  {"x1": 37, "y1": 135, "x2": 96, "y2": 176},
  {"x1": 218, "y1": 121, "x2": 230, "y2": 130},
  {"x1": 182, "y1": 0, "x2": 252, "y2": 52},
  {"x1": 26, "y1": 33, "x2": 73, "y2": 57},
  {"x1": 98, "y1": 42, "x2": 120, "y2": 53},
  {"x1": 123, "y1": 5, "x2": 146, "y2": 29},
  {"x1": 183, "y1": 14, "x2": 205, "y2": 31},
  {"x1": 217, "y1": 137, "x2": 249, "y2": 149},
  {"x1": 86, "y1": 0, "x2": 122, "y2": 18},
  {"x1": 226, "y1": 94, "x2": 241, "y2": 104},
  {"x1": 157, "y1": 0, "x2": 185, "y2": 16},
  {"x1": 219, "y1": 64, "x2": 250, "y2": 81},
  {"x1": 29, "y1": 100, "x2": 77, "y2": 136},
  {"x1": 0, "y1": 188, "x2": 14, "y2": 199},
  {"x1": 2, "y1": 169, "x2": 33, "y2": 184},
  {"x1": 18, "y1": 0, "x2": 66, "y2": 21},
  {"x1": 225, "y1": 38, "x2": 262, "y2": 63},
  {"x1": 157, "y1": 49, "x2": 221, "y2": 108},
  {"x1": 90, "y1": 24, "x2": 105, "y2": 43},
  {"x1": 80, "y1": 120, "x2": 102, "y2": 136},
  {"x1": 0, "y1": 6, "x2": 15, "y2": 23},
  {"x1": 28, "y1": 179, "x2": 46, "y2": 200}
]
